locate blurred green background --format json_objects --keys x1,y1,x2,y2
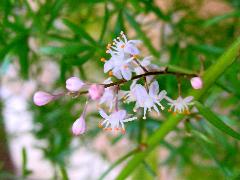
[{"x1": 0, "y1": 0, "x2": 240, "y2": 179}]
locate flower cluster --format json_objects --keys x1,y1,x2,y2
[{"x1": 33, "y1": 31, "x2": 203, "y2": 136}]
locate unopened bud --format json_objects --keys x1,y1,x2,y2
[
  {"x1": 66, "y1": 77, "x2": 84, "y2": 92},
  {"x1": 88, "y1": 84, "x2": 105, "y2": 100},
  {"x1": 33, "y1": 91, "x2": 54, "y2": 106},
  {"x1": 190, "y1": 77, "x2": 203, "y2": 89}
]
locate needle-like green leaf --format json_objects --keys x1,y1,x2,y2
[{"x1": 195, "y1": 101, "x2": 240, "y2": 140}]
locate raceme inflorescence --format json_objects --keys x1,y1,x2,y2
[{"x1": 33, "y1": 31, "x2": 203, "y2": 136}]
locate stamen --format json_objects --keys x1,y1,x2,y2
[
  {"x1": 121, "y1": 128, "x2": 126, "y2": 134},
  {"x1": 108, "y1": 71, "x2": 113, "y2": 76},
  {"x1": 143, "y1": 116, "x2": 146, "y2": 120},
  {"x1": 120, "y1": 44, "x2": 125, "y2": 48},
  {"x1": 133, "y1": 54, "x2": 139, "y2": 59},
  {"x1": 100, "y1": 58, "x2": 106, "y2": 62},
  {"x1": 98, "y1": 122, "x2": 103, "y2": 128}
]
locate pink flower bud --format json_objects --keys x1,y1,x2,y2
[
  {"x1": 66, "y1": 77, "x2": 84, "y2": 92},
  {"x1": 88, "y1": 84, "x2": 105, "y2": 100},
  {"x1": 191, "y1": 77, "x2": 203, "y2": 89},
  {"x1": 72, "y1": 116, "x2": 87, "y2": 135},
  {"x1": 33, "y1": 91, "x2": 54, "y2": 106}
]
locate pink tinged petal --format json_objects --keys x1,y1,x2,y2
[
  {"x1": 99, "y1": 109, "x2": 109, "y2": 119},
  {"x1": 115, "y1": 110, "x2": 127, "y2": 120},
  {"x1": 104, "y1": 60, "x2": 114, "y2": 73},
  {"x1": 165, "y1": 96, "x2": 174, "y2": 103},
  {"x1": 124, "y1": 44, "x2": 140, "y2": 55},
  {"x1": 72, "y1": 116, "x2": 87, "y2": 136},
  {"x1": 141, "y1": 56, "x2": 152, "y2": 66},
  {"x1": 184, "y1": 96, "x2": 194, "y2": 103},
  {"x1": 33, "y1": 91, "x2": 54, "y2": 106},
  {"x1": 66, "y1": 77, "x2": 84, "y2": 92},
  {"x1": 134, "y1": 84, "x2": 149, "y2": 107},
  {"x1": 128, "y1": 40, "x2": 142, "y2": 45},
  {"x1": 149, "y1": 81, "x2": 159, "y2": 97},
  {"x1": 158, "y1": 90, "x2": 167, "y2": 100},
  {"x1": 190, "y1": 77, "x2": 203, "y2": 89},
  {"x1": 113, "y1": 69, "x2": 122, "y2": 79},
  {"x1": 88, "y1": 84, "x2": 105, "y2": 100},
  {"x1": 121, "y1": 68, "x2": 132, "y2": 80}
]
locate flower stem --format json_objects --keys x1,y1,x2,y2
[
  {"x1": 104, "y1": 67, "x2": 197, "y2": 88},
  {"x1": 98, "y1": 149, "x2": 138, "y2": 180}
]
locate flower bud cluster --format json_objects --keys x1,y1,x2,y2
[{"x1": 33, "y1": 31, "x2": 203, "y2": 136}]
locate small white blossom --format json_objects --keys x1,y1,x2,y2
[
  {"x1": 166, "y1": 96, "x2": 194, "y2": 114},
  {"x1": 134, "y1": 56, "x2": 160, "y2": 82},
  {"x1": 98, "y1": 109, "x2": 137, "y2": 134},
  {"x1": 104, "y1": 54, "x2": 134, "y2": 80},
  {"x1": 99, "y1": 78, "x2": 125, "y2": 111},
  {"x1": 134, "y1": 81, "x2": 167, "y2": 119},
  {"x1": 106, "y1": 31, "x2": 141, "y2": 56}
]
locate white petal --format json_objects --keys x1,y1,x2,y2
[
  {"x1": 158, "y1": 90, "x2": 167, "y2": 100},
  {"x1": 124, "y1": 44, "x2": 140, "y2": 55},
  {"x1": 99, "y1": 109, "x2": 108, "y2": 119},
  {"x1": 184, "y1": 96, "x2": 194, "y2": 103},
  {"x1": 149, "y1": 81, "x2": 159, "y2": 97},
  {"x1": 121, "y1": 68, "x2": 132, "y2": 80},
  {"x1": 113, "y1": 69, "x2": 122, "y2": 79},
  {"x1": 165, "y1": 96, "x2": 174, "y2": 103},
  {"x1": 128, "y1": 40, "x2": 142, "y2": 45},
  {"x1": 134, "y1": 84, "x2": 149, "y2": 107},
  {"x1": 104, "y1": 60, "x2": 113, "y2": 73},
  {"x1": 116, "y1": 110, "x2": 127, "y2": 120}
]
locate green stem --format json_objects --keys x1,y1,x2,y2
[
  {"x1": 98, "y1": 149, "x2": 137, "y2": 180},
  {"x1": 116, "y1": 38, "x2": 240, "y2": 179}
]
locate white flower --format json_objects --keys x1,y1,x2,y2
[
  {"x1": 99, "y1": 78, "x2": 115, "y2": 111},
  {"x1": 166, "y1": 96, "x2": 194, "y2": 114},
  {"x1": 98, "y1": 109, "x2": 137, "y2": 134},
  {"x1": 99, "y1": 78, "x2": 125, "y2": 111},
  {"x1": 106, "y1": 31, "x2": 141, "y2": 56},
  {"x1": 134, "y1": 56, "x2": 160, "y2": 82},
  {"x1": 121, "y1": 80, "x2": 137, "y2": 104},
  {"x1": 134, "y1": 81, "x2": 167, "y2": 119},
  {"x1": 104, "y1": 54, "x2": 134, "y2": 80}
]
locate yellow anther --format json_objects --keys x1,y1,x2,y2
[
  {"x1": 133, "y1": 54, "x2": 139, "y2": 59},
  {"x1": 184, "y1": 110, "x2": 190, "y2": 115},
  {"x1": 106, "y1": 50, "x2": 109, "y2": 53},
  {"x1": 108, "y1": 71, "x2": 113, "y2": 76},
  {"x1": 98, "y1": 122, "x2": 103, "y2": 128},
  {"x1": 100, "y1": 58, "x2": 106, "y2": 62}
]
